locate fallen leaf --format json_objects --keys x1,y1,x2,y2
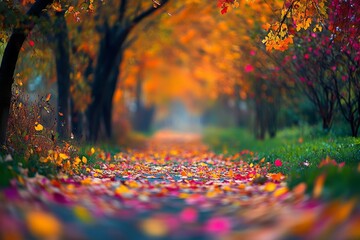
[
  {"x1": 313, "y1": 174, "x2": 326, "y2": 198},
  {"x1": 34, "y1": 123, "x2": 44, "y2": 131},
  {"x1": 25, "y1": 211, "x2": 61, "y2": 238},
  {"x1": 140, "y1": 218, "x2": 168, "y2": 237},
  {"x1": 264, "y1": 182, "x2": 277, "y2": 192}
]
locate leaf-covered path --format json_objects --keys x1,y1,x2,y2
[{"x1": 0, "y1": 131, "x2": 358, "y2": 239}]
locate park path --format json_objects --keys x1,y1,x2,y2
[{"x1": 0, "y1": 130, "x2": 357, "y2": 239}]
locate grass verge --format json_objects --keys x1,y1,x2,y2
[{"x1": 203, "y1": 126, "x2": 360, "y2": 200}]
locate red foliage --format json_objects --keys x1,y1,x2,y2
[
  {"x1": 329, "y1": 0, "x2": 360, "y2": 62},
  {"x1": 217, "y1": 0, "x2": 235, "y2": 14}
]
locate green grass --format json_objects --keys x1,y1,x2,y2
[
  {"x1": 203, "y1": 126, "x2": 309, "y2": 154},
  {"x1": 203, "y1": 126, "x2": 360, "y2": 199},
  {"x1": 263, "y1": 137, "x2": 360, "y2": 172},
  {"x1": 203, "y1": 126, "x2": 359, "y2": 171}
]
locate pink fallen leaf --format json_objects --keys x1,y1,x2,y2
[
  {"x1": 180, "y1": 208, "x2": 198, "y2": 223},
  {"x1": 205, "y1": 217, "x2": 231, "y2": 235},
  {"x1": 274, "y1": 159, "x2": 282, "y2": 167}
]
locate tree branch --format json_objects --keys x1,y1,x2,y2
[{"x1": 132, "y1": 0, "x2": 169, "y2": 26}]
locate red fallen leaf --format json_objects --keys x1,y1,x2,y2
[
  {"x1": 271, "y1": 173, "x2": 283, "y2": 182},
  {"x1": 50, "y1": 180, "x2": 61, "y2": 188},
  {"x1": 24, "y1": 135, "x2": 29, "y2": 141},
  {"x1": 247, "y1": 171, "x2": 256, "y2": 178},
  {"x1": 274, "y1": 159, "x2": 282, "y2": 167},
  {"x1": 106, "y1": 152, "x2": 111, "y2": 161},
  {"x1": 52, "y1": 192, "x2": 68, "y2": 204},
  {"x1": 29, "y1": 40, "x2": 35, "y2": 47},
  {"x1": 234, "y1": 174, "x2": 245, "y2": 180}
]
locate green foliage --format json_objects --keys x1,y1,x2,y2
[{"x1": 0, "y1": 159, "x2": 16, "y2": 187}]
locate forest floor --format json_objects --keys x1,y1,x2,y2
[{"x1": 0, "y1": 130, "x2": 359, "y2": 239}]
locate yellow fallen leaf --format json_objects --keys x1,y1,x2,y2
[
  {"x1": 179, "y1": 193, "x2": 190, "y2": 199},
  {"x1": 45, "y1": 93, "x2": 51, "y2": 102},
  {"x1": 264, "y1": 182, "x2": 277, "y2": 192},
  {"x1": 25, "y1": 211, "x2": 61, "y2": 238},
  {"x1": 81, "y1": 178, "x2": 92, "y2": 185},
  {"x1": 273, "y1": 187, "x2": 288, "y2": 197},
  {"x1": 141, "y1": 218, "x2": 168, "y2": 237},
  {"x1": 206, "y1": 190, "x2": 218, "y2": 198},
  {"x1": 34, "y1": 123, "x2": 44, "y2": 131},
  {"x1": 222, "y1": 185, "x2": 231, "y2": 191},
  {"x1": 128, "y1": 181, "x2": 139, "y2": 188},
  {"x1": 73, "y1": 206, "x2": 93, "y2": 223},
  {"x1": 82, "y1": 156, "x2": 87, "y2": 164},
  {"x1": 115, "y1": 185, "x2": 130, "y2": 195},
  {"x1": 228, "y1": 169, "x2": 234, "y2": 178}
]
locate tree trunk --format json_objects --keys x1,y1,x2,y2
[
  {"x1": 267, "y1": 100, "x2": 278, "y2": 138},
  {"x1": 88, "y1": 26, "x2": 129, "y2": 142},
  {"x1": 88, "y1": 27, "x2": 119, "y2": 142},
  {"x1": 71, "y1": 100, "x2": 83, "y2": 140},
  {"x1": 0, "y1": 0, "x2": 53, "y2": 146},
  {"x1": 255, "y1": 100, "x2": 266, "y2": 140},
  {"x1": 54, "y1": 11, "x2": 71, "y2": 140},
  {"x1": 87, "y1": 1, "x2": 169, "y2": 142},
  {"x1": 321, "y1": 114, "x2": 332, "y2": 132},
  {"x1": 102, "y1": 52, "x2": 123, "y2": 139}
]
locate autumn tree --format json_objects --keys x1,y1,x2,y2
[
  {"x1": 87, "y1": 0, "x2": 169, "y2": 142},
  {"x1": 0, "y1": 0, "x2": 54, "y2": 146},
  {"x1": 288, "y1": 33, "x2": 336, "y2": 131},
  {"x1": 328, "y1": 42, "x2": 360, "y2": 136}
]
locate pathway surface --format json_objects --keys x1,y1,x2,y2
[{"x1": 0, "y1": 131, "x2": 357, "y2": 239}]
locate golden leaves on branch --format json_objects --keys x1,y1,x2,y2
[{"x1": 262, "y1": 0, "x2": 327, "y2": 51}]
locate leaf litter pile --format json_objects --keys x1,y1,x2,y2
[{"x1": 1, "y1": 131, "x2": 359, "y2": 239}]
